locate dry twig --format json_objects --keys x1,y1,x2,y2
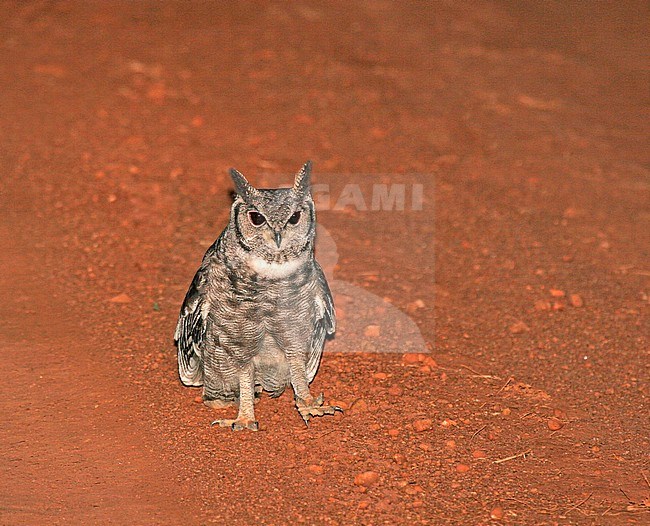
[
  {"x1": 470, "y1": 425, "x2": 486, "y2": 442},
  {"x1": 494, "y1": 449, "x2": 532, "y2": 464},
  {"x1": 563, "y1": 493, "x2": 593, "y2": 516}
]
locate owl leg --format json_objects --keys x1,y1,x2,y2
[
  {"x1": 211, "y1": 363, "x2": 259, "y2": 431},
  {"x1": 289, "y1": 362, "x2": 342, "y2": 425}
]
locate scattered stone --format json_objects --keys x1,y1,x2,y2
[
  {"x1": 412, "y1": 419, "x2": 433, "y2": 432},
  {"x1": 456, "y1": 463, "x2": 470, "y2": 473},
  {"x1": 422, "y1": 356, "x2": 438, "y2": 368},
  {"x1": 549, "y1": 289, "x2": 565, "y2": 297},
  {"x1": 509, "y1": 321, "x2": 529, "y2": 334},
  {"x1": 534, "y1": 299, "x2": 552, "y2": 311},
  {"x1": 445, "y1": 440, "x2": 456, "y2": 449},
  {"x1": 402, "y1": 353, "x2": 423, "y2": 364},
  {"x1": 569, "y1": 294, "x2": 584, "y2": 307},
  {"x1": 307, "y1": 464, "x2": 324, "y2": 475},
  {"x1": 364, "y1": 325, "x2": 380, "y2": 337},
  {"x1": 350, "y1": 399, "x2": 368, "y2": 414},
  {"x1": 472, "y1": 450, "x2": 487, "y2": 459},
  {"x1": 109, "y1": 293, "x2": 132, "y2": 303},
  {"x1": 552, "y1": 301, "x2": 565, "y2": 311},
  {"x1": 405, "y1": 485, "x2": 424, "y2": 495},
  {"x1": 547, "y1": 417, "x2": 564, "y2": 431},
  {"x1": 553, "y1": 408, "x2": 567, "y2": 419},
  {"x1": 193, "y1": 395, "x2": 203, "y2": 404},
  {"x1": 490, "y1": 506, "x2": 504, "y2": 520},
  {"x1": 354, "y1": 471, "x2": 380, "y2": 487},
  {"x1": 372, "y1": 372, "x2": 388, "y2": 380},
  {"x1": 388, "y1": 386, "x2": 403, "y2": 396},
  {"x1": 357, "y1": 500, "x2": 370, "y2": 510},
  {"x1": 388, "y1": 428, "x2": 400, "y2": 438},
  {"x1": 406, "y1": 299, "x2": 426, "y2": 314}
]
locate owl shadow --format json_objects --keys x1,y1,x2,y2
[{"x1": 315, "y1": 224, "x2": 429, "y2": 355}]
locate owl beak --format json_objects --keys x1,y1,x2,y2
[{"x1": 274, "y1": 231, "x2": 282, "y2": 248}]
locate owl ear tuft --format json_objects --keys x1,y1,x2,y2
[
  {"x1": 293, "y1": 161, "x2": 312, "y2": 197},
  {"x1": 229, "y1": 168, "x2": 258, "y2": 202}
]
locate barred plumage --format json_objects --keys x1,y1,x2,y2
[{"x1": 174, "y1": 162, "x2": 339, "y2": 430}]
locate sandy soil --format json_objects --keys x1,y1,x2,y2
[{"x1": 1, "y1": 1, "x2": 648, "y2": 524}]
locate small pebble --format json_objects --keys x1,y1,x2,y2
[
  {"x1": 472, "y1": 450, "x2": 487, "y2": 459},
  {"x1": 456, "y1": 464, "x2": 470, "y2": 473},
  {"x1": 422, "y1": 356, "x2": 437, "y2": 368},
  {"x1": 547, "y1": 417, "x2": 564, "y2": 431},
  {"x1": 354, "y1": 471, "x2": 380, "y2": 487},
  {"x1": 405, "y1": 485, "x2": 424, "y2": 495},
  {"x1": 373, "y1": 372, "x2": 388, "y2": 380},
  {"x1": 307, "y1": 465, "x2": 324, "y2": 475},
  {"x1": 413, "y1": 419, "x2": 433, "y2": 432},
  {"x1": 569, "y1": 293, "x2": 584, "y2": 307},
  {"x1": 402, "y1": 353, "x2": 422, "y2": 364},
  {"x1": 109, "y1": 293, "x2": 132, "y2": 303},
  {"x1": 509, "y1": 321, "x2": 529, "y2": 334},
  {"x1": 549, "y1": 288, "x2": 565, "y2": 297},
  {"x1": 490, "y1": 506, "x2": 504, "y2": 520}
]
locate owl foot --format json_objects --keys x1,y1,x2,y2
[
  {"x1": 210, "y1": 418, "x2": 259, "y2": 431},
  {"x1": 296, "y1": 392, "x2": 343, "y2": 425}
]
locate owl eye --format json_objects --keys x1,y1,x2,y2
[
  {"x1": 248, "y1": 211, "x2": 266, "y2": 227},
  {"x1": 288, "y1": 211, "x2": 301, "y2": 225}
]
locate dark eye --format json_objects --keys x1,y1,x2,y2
[
  {"x1": 248, "y1": 211, "x2": 266, "y2": 226},
  {"x1": 288, "y1": 211, "x2": 301, "y2": 225}
]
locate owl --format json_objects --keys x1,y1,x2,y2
[{"x1": 174, "y1": 161, "x2": 340, "y2": 431}]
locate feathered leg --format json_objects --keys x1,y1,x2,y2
[{"x1": 211, "y1": 362, "x2": 259, "y2": 431}]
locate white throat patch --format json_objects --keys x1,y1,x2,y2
[{"x1": 247, "y1": 256, "x2": 304, "y2": 279}]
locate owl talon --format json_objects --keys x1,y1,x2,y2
[
  {"x1": 211, "y1": 418, "x2": 259, "y2": 431},
  {"x1": 296, "y1": 393, "x2": 343, "y2": 424}
]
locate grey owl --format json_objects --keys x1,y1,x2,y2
[{"x1": 174, "y1": 161, "x2": 340, "y2": 431}]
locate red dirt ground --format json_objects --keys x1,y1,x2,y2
[{"x1": 1, "y1": 1, "x2": 648, "y2": 524}]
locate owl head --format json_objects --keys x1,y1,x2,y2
[{"x1": 228, "y1": 161, "x2": 316, "y2": 262}]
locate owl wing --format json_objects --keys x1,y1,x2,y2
[
  {"x1": 174, "y1": 245, "x2": 217, "y2": 387},
  {"x1": 306, "y1": 262, "x2": 336, "y2": 382}
]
